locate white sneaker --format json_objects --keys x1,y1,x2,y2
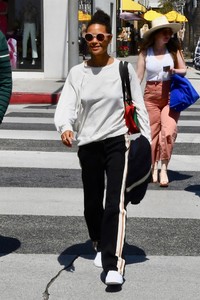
[
  {"x1": 93, "y1": 252, "x2": 102, "y2": 268},
  {"x1": 105, "y1": 271, "x2": 123, "y2": 285}
]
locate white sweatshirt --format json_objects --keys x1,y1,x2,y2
[{"x1": 54, "y1": 58, "x2": 151, "y2": 146}]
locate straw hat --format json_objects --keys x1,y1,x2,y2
[{"x1": 143, "y1": 15, "x2": 181, "y2": 39}]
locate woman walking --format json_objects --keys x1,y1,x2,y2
[
  {"x1": 137, "y1": 16, "x2": 186, "y2": 187},
  {"x1": 55, "y1": 10, "x2": 150, "y2": 286}
]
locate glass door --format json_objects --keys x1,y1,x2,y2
[{"x1": 5, "y1": 0, "x2": 43, "y2": 71}]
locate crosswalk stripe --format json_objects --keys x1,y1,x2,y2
[
  {"x1": 1, "y1": 254, "x2": 200, "y2": 298},
  {"x1": 176, "y1": 133, "x2": 200, "y2": 143},
  {"x1": 178, "y1": 120, "x2": 200, "y2": 126},
  {"x1": 0, "y1": 130, "x2": 60, "y2": 140},
  {"x1": 3, "y1": 117, "x2": 200, "y2": 127},
  {"x1": 0, "y1": 150, "x2": 200, "y2": 171},
  {"x1": 180, "y1": 111, "x2": 200, "y2": 116},
  {"x1": 3, "y1": 117, "x2": 54, "y2": 124},
  {"x1": 0, "y1": 150, "x2": 80, "y2": 169},
  {"x1": 0, "y1": 187, "x2": 199, "y2": 219},
  {"x1": 1, "y1": 130, "x2": 200, "y2": 143}
]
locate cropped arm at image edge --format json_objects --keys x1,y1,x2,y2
[{"x1": 0, "y1": 32, "x2": 12, "y2": 124}]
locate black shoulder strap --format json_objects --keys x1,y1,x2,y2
[
  {"x1": 124, "y1": 62, "x2": 132, "y2": 103},
  {"x1": 119, "y1": 61, "x2": 126, "y2": 103},
  {"x1": 119, "y1": 61, "x2": 132, "y2": 105}
]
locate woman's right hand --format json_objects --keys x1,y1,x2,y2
[{"x1": 61, "y1": 130, "x2": 74, "y2": 147}]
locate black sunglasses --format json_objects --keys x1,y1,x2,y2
[{"x1": 85, "y1": 33, "x2": 111, "y2": 42}]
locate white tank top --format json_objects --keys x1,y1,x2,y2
[{"x1": 145, "y1": 47, "x2": 174, "y2": 81}]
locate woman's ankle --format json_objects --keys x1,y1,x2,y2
[
  {"x1": 161, "y1": 159, "x2": 168, "y2": 170},
  {"x1": 152, "y1": 161, "x2": 158, "y2": 183}
]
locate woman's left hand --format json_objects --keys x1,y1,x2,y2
[{"x1": 169, "y1": 68, "x2": 175, "y2": 75}]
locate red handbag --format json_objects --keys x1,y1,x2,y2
[{"x1": 119, "y1": 61, "x2": 140, "y2": 134}]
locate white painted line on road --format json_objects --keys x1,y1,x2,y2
[
  {"x1": 3, "y1": 117, "x2": 54, "y2": 124},
  {"x1": 1, "y1": 254, "x2": 200, "y2": 300},
  {"x1": 0, "y1": 130, "x2": 61, "y2": 140},
  {"x1": 0, "y1": 151, "x2": 200, "y2": 170},
  {"x1": 180, "y1": 111, "x2": 200, "y2": 116},
  {"x1": 178, "y1": 120, "x2": 200, "y2": 126},
  {"x1": 0, "y1": 254, "x2": 76, "y2": 300},
  {"x1": 128, "y1": 189, "x2": 200, "y2": 219},
  {"x1": 6, "y1": 104, "x2": 55, "y2": 109},
  {"x1": 169, "y1": 155, "x2": 200, "y2": 171},
  {"x1": 6, "y1": 107, "x2": 55, "y2": 115},
  {"x1": 0, "y1": 131, "x2": 200, "y2": 143},
  {"x1": 0, "y1": 187, "x2": 84, "y2": 216},
  {"x1": 0, "y1": 150, "x2": 80, "y2": 169},
  {"x1": 176, "y1": 133, "x2": 200, "y2": 143},
  {"x1": 3, "y1": 117, "x2": 200, "y2": 127},
  {"x1": 6, "y1": 104, "x2": 30, "y2": 111},
  {"x1": 6, "y1": 105, "x2": 199, "y2": 115},
  {"x1": 0, "y1": 188, "x2": 199, "y2": 219}
]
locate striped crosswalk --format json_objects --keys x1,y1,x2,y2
[{"x1": 1, "y1": 100, "x2": 200, "y2": 299}]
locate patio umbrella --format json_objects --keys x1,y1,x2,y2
[
  {"x1": 176, "y1": 13, "x2": 188, "y2": 22},
  {"x1": 120, "y1": 11, "x2": 143, "y2": 21},
  {"x1": 143, "y1": 9, "x2": 163, "y2": 21},
  {"x1": 165, "y1": 10, "x2": 188, "y2": 22},
  {"x1": 165, "y1": 10, "x2": 178, "y2": 22},
  {"x1": 121, "y1": 0, "x2": 146, "y2": 13}
]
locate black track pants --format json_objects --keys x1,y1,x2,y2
[{"x1": 78, "y1": 134, "x2": 130, "y2": 275}]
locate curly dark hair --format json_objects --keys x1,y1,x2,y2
[{"x1": 86, "y1": 9, "x2": 112, "y2": 33}]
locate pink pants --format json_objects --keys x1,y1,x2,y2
[{"x1": 144, "y1": 81, "x2": 180, "y2": 165}]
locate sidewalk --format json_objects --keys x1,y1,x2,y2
[
  {"x1": 11, "y1": 78, "x2": 64, "y2": 104},
  {"x1": 2, "y1": 253, "x2": 200, "y2": 300},
  {"x1": 10, "y1": 56, "x2": 200, "y2": 104}
]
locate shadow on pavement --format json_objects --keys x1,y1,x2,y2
[
  {"x1": 57, "y1": 240, "x2": 148, "y2": 269},
  {"x1": 185, "y1": 185, "x2": 200, "y2": 197},
  {"x1": 168, "y1": 170, "x2": 193, "y2": 182},
  {"x1": 0, "y1": 235, "x2": 21, "y2": 256},
  {"x1": 56, "y1": 240, "x2": 147, "y2": 294}
]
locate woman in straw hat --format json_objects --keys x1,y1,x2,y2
[{"x1": 137, "y1": 15, "x2": 186, "y2": 187}]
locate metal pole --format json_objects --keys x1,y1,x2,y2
[
  {"x1": 120, "y1": 0, "x2": 122, "y2": 13},
  {"x1": 68, "y1": 0, "x2": 79, "y2": 70}
]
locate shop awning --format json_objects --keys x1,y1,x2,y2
[
  {"x1": 165, "y1": 10, "x2": 188, "y2": 22},
  {"x1": 78, "y1": 10, "x2": 91, "y2": 22},
  {"x1": 176, "y1": 13, "x2": 188, "y2": 22},
  {"x1": 165, "y1": 10, "x2": 178, "y2": 22},
  {"x1": 144, "y1": 9, "x2": 163, "y2": 21},
  {"x1": 121, "y1": 0, "x2": 146, "y2": 13}
]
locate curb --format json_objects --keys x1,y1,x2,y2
[{"x1": 10, "y1": 92, "x2": 60, "y2": 105}]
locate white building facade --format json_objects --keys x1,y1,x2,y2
[{"x1": 9, "y1": 0, "x2": 116, "y2": 80}]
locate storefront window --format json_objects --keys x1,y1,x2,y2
[
  {"x1": 3, "y1": 0, "x2": 43, "y2": 71},
  {"x1": 78, "y1": 0, "x2": 92, "y2": 59}
]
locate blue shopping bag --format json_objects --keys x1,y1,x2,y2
[{"x1": 170, "y1": 74, "x2": 199, "y2": 112}]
